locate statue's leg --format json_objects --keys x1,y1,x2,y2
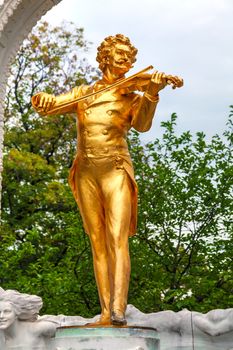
[
  {"x1": 100, "y1": 166, "x2": 132, "y2": 325},
  {"x1": 75, "y1": 166, "x2": 111, "y2": 324}
]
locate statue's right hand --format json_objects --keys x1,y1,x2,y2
[{"x1": 36, "y1": 93, "x2": 56, "y2": 114}]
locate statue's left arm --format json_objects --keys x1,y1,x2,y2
[{"x1": 130, "y1": 72, "x2": 167, "y2": 132}]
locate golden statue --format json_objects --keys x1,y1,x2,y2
[{"x1": 31, "y1": 34, "x2": 183, "y2": 326}]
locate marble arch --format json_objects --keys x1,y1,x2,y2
[{"x1": 0, "y1": 0, "x2": 62, "y2": 212}]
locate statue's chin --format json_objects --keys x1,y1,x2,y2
[
  {"x1": 0, "y1": 322, "x2": 11, "y2": 329},
  {"x1": 114, "y1": 65, "x2": 131, "y2": 75}
]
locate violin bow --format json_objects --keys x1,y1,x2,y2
[{"x1": 45, "y1": 65, "x2": 154, "y2": 115}]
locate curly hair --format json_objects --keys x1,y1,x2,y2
[
  {"x1": 0, "y1": 288, "x2": 42, "y2": 321},
  {"x1": 96, "y1": 34, "x2": 138, "y2": 71}
]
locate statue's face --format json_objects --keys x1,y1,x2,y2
[
  {"x1": 0, "y1": 301, "x2": 17, "y2": 329},
  {"x1": 107, "y1": 43, "x2": 133, "y2": 76}
]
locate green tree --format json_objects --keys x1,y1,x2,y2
[
  {"x1": 1, "y1": 20, "x2": 232, "y2": 316},
  {"x1": 1, "y1": 21, "x2": 99, "y2": 316},
  {"x1": 129, "y1": 111, "x2": 233, "y2": 312}
]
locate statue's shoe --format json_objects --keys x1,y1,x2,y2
[
  {"x1": 85, "y1": 314, "x2": 111, "y2": 326},
  {"x1": 111, "y1": 310, "x2": 127, "y2": 326}
]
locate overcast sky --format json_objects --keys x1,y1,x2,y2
[{"x1": 43, "y1": 0, "x2": 233, "y2": 142}]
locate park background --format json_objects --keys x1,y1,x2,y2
[{"x1": 0, "y1": 0, "x2": 232, "y2": 317}]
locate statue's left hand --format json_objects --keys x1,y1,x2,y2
[{"x1": 146, "y1": 71, "x2": 167, "y2": 96}]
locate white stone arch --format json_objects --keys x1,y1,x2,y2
[{"x1": 0, "y1": 0, "x2": 62, "y2": 212}]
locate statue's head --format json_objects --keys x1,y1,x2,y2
[
  {"x1": 0, "y1": 289, "x2": 42, "y2": 329},
  {"x1": 96, "y1": 34, "x2": 138, "y2": 75},
  {"x1": 0, "y1": 301, "x2": 17, "y2": 329}
]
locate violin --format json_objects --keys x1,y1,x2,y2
[
  {"x1": 45, "y1": 65, "x2": 183, "y2": 115},
  {"x1": 117, "y1": 68, "x2": 184, "y2": 94}
]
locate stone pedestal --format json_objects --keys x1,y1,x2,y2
[{"x1": 51, "y1": 326, "x2": 159, "y2": 350}]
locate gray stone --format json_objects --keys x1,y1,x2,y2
[
  {"x1": 1, "y1": 288, "x2": 233, "y2": 349},
  {"x1": 51, "y1": 326, "x2": 159, "y2": 350},
  {"x1": 44, "y1": 304, "x2": 233, "y2": 350}
]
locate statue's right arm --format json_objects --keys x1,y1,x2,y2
[{"x1": 31, "y1": 86, "x2": 84, "y2": 116}]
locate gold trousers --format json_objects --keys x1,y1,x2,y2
[{"x1": 71, "y1": 155, "x2": 134, "y2": 317}]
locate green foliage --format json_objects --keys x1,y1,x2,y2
[
  {"x1": 1, "y1": 21, "x2": 99, "y2": 317},
  {"x1": 129, "y1": 112, "x2": 233, "y2": 312},
  {"x1": 1, "y1": 21, "x2": 232, "y2": 316}
]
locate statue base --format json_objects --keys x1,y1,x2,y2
[{"x1": 51, "y1": 325, "x2": 159, "y2": 350}]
